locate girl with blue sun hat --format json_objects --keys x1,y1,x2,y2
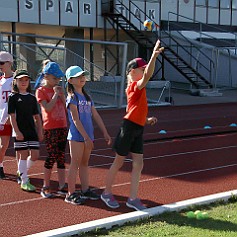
[
  {"x1": 34, "y1": 61, "x2": 65, "y2": 89},
  {"x1": 35, "y1": 61, "x2": 68, "y2": 198}
]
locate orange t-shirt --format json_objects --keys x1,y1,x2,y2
[
  {"x1": 124, "y1": 81, "x2": 148, "y2": 126},
  {"x1": 36, "y1": 87, "x2": 67, "y2": 130}
]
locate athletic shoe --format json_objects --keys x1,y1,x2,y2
[
  {"x1": 65, "y1": 192, "x2": 85, "y2": 205},
  {"x1": 16, "y1": 171, "x2": 22, "y2": 184},
  {"x1": 40, "y1": 187, "x2": 54, "y2": 198},
  {"x1": 0, "y1": 167, "x2": 6, "y2": 179},
  {"x1": 126, "y1": 198, "x2": 147, "y2": 211},
  {"x1": 57, "y1": 184, "x2": 68, "y2": 196},
  {"x1": 101, "y1": 192, "x2": 120, "y2": 209},
  {"x1": 21, "y1": 180, "x2": 36, "y2": 192},
  {"x1": 81, "y1": 188, "x2": 100, "y2": 200}
]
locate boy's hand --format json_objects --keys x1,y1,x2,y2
[
  {"x1": 147, "y1": 116, "x2": 158, "y2": 126},
  {"x1": 153, "y1": 40, "x2": 164, "y2": 56}
]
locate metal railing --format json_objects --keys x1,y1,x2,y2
[{"x1": 0, "y1": 31, "x2": 128, "y2": 108}]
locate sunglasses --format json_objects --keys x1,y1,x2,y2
[{"x1": 0, "y1": 62, "x2": 7, "y2": 65}]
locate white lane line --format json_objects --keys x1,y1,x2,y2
[
  {"x1": 90, "y1": 145, "x2": 237, "y2": 161},
  {"x1": 109, "y1": 163, "x2": 237, "y2": 189},
  {"x1": 0, "y1": 197, "x2": 44, "y2": 207},
  {"x1": 1, "y1": 163, "x2": 237, "y2": 208}
]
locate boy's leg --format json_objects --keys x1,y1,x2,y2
[
  {"x1": 126, "y1": 153, "x2": 146, "y2": 211},
  {"x1": 100, "y1": 153, "x2": 125, "y2": 208},
  {"x1": 104, "y1": 153, "x2": 125, "y2": 194},
  {"x1": 129, "y1": 153, "x2": 144, "y2": 200}
]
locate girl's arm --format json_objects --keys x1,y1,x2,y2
[
  {"x1": 36, "y1": 89, "x2": 59, "y2": 112},
  {"x1": 9, "y1": 114, "x2": 24, "y2": 140},
  {"x1": 69, "y1": 103, "x2": 94, "y2": 149},
  {"x1": 57, "y1": 86, "x2": 66, "y2": 107},
  {"x1": 34, "y1": 114, "x2": 44, "y2": 142},
  {"x1": 91, "y1": 106, "x2": 112, "y2": 145},
  {"x1": 137, "y1": 39, "x2": 164, "y2": 90}
]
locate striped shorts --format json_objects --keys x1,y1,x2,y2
[{"x1": 14, "y1": 140, "x2": 40, "y2": 151}]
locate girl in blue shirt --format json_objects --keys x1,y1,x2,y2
[{"x1": 65, "y1": 65, "x2": 112, "y2": 205}]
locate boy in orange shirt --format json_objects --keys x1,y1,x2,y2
[{"x1": 101, "y1": 40, "x2": 164, "y2": 211}]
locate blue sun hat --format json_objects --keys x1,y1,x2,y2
[
  {"x1": 65, "y1": 66, "x2": 89, "y2": 81},
  {"x1": 34, "y1": 62, "x2": 64, "y2": 89}
]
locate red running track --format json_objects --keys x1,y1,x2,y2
[{"x1": 1, "y1": 104, "x2": 237, "y2": 236}]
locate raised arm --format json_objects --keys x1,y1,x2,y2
[{"x1": 137, "y1": 39, "x2": 164, "y2": 90}]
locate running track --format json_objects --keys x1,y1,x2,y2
[{"x1": 1, "y1": 103, "x2": 237, "y2": 237}]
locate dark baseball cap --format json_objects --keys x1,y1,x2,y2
[
  {"x1": 14, "y1": 69, "x2": 31, "y2": 79},
  {"x1": 126, "y1": 58, "x2": 147, "y2": 75}
]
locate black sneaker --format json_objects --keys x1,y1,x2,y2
[
  {"x1": 57, "y1": 184, "x2": 68, "y2": 196},
  {"x1": 0, "y1": 167, "x2": 6, "y2": 179},
  {"x1": 65, "y1": 192, "x2": 85, "y2": 205},
  {"x1": 81, "y1": 188, "x2": 100, "y2": 200}
]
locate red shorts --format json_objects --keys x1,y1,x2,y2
[{"x1": 0, "y1": 124, "x2": 12, "y2": 136}]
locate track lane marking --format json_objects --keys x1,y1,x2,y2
[{"x1": 1, "y1": 163, "x2": 237, "y2": 208}]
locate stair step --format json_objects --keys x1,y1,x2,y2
[{"x1": 199, "y1": 89, "x2": 223, "y2": 97}]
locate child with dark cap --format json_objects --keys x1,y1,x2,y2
[
  {"x1": 101, "y1": 40, "x2": 164, "y2": 211},
  {"x1": 8, "y1": 69, "x2": 43, "y2": 192}
]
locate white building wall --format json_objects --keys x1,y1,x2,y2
[
  {"x1": 0, "y1": 0, "x2": 236, "y2": 28},
  {"x1": 179, "y1": 0, "x2": 194, "y2": 22},
  {"x1": 161, "y1": 0, "x2": 178, "y2": 21},
  {"x1": 195, "y1": 7, "x2": 207, "y2": 23},
  {"x1": 207, "y1": 8, "x2": 219, "y2": 24}
]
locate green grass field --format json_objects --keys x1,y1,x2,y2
[{"x1": 78, "y1": 197, "x2": 237, "y2": 237}]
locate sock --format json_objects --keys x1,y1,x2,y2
[
  {"x1": 0, "y1": 163, "x2": 3, "y2": 167},
  {"x1": 19, "y1": 159, "x2": 28, "y2": 184},
  {"x1": 27, "y1": 156, "x2": 35, "y2": 170}
]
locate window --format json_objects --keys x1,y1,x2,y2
[
  {"x1": 220, "y1": 0, "x2": 230, "y2": 9},
  {"x1": 208, "y1": 0, "x2": 219, "y2": 8},
  {"x1": 196, "y1": 0, "x2": 206, "y2": 6},
  {"x1": 233, "y1": 0, "x2": 237, "y2": 9}
]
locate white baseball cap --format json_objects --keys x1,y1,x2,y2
[{"x1": 0, "y1": 51, "x2": 13, "y2": 63}]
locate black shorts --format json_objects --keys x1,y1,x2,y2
[{"x1": 113, "y1": 119, "x2": 144, "y2": 156}]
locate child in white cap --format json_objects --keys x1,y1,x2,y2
[{"x1": 0, "y1": 51, "x2": 14, "y2": 179}]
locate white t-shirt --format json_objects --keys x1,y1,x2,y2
[{"x1": 0, "y1": 75, "x2": 13, "y2": 125}]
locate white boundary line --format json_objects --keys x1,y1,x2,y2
[{"x1": 24, "y1": 189, "x2": 237, "y2": 237}]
